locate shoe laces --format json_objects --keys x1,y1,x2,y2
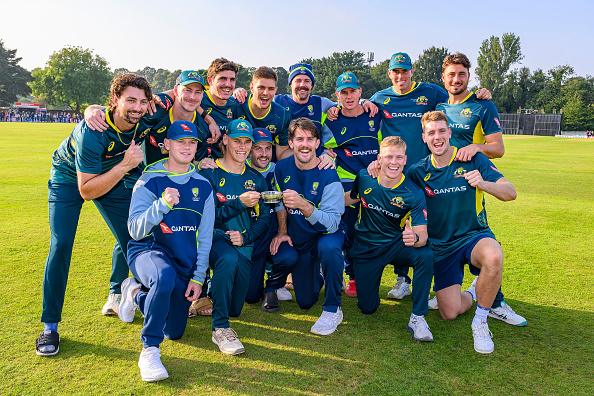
[
  {"x1": 499, "y1": 302, "x2": 516, "y2": 315},
  {"x1": 319, "y1": 310, "x2": 341, "y2": 326},
  {"x1": 412, "y1": 315, "x2": 430, "y2": 332},
  {"x1": 473, "y1": 323, "x2": 493, "y2": 339},
  {"x1": 143, "y1": 348, "x2": 163, "y2": 369},
  {"x1": 221, "y1": 327, "x2": 239, "y2": 341}
]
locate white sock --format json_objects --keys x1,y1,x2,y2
[{"x1": 472, "y1": 303, "x2": 489, "y2": 326}]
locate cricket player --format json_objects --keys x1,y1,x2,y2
[
  {"x1": 407, "y1": 111, "x2": 518, "y2": 354},
  {"x1": 199, "y1": 119, "x2": 271, "y2": 355},
  {"x1": 36, "y1": 74, "x2": 152, "y2": 356},
  {"x1": 347, "y1": 136, "x2": 434, "y2": 341},
  {"x1": 119, "y1": 120, "x2": 214, "y2": 381},
  {"x1": 263, "y1": 118, "x2": 346, "y2": 336}
]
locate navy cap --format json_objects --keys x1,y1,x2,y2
[
  {"x1": 288, "y1": 63, "x2": 316, "y2": 86},
  {"x1": 336, "y1": 72, "x2": 359, "y2": 92},
  {"x1": 227, "y1": 119, "x2": 254, "y2": 140},
  {"x1": 176, "y1": 70, "x2": 206, "y2": 89},
  {"x1": 253, "y1": 128, "x2": 273, "y2": 145},
  {"x1": 167, "y1": 120, "x2": 199, "y2": 140},
  {"x1": 389, "y1": 52, "x2": 412, "y2": 70}
]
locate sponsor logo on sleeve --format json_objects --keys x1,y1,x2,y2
[
  {"x1": 216, "y1": 193, "x2": 227, "y2": 202},
  {"x1": 494, "y1": 117, "x2": 501, "y2": 127},
  {"x1": 423, "y1": 209, "x2": 427, "y2": 219}
]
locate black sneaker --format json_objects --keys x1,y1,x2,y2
[
  {"x1": 36, "y1": 330, "x2": 60, "y2": 356},
  {"x1": 261, "y1": 291, "x2": 281, "y2": 313}
]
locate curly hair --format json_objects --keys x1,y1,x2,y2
[
  {"x1": 289, "y1": 117, "x2": 319, "y2": 140},
  {"x1": 442, "y1": 52, "x2": 471, "y2": 72},
  {"x1": 108, "y1": 73, "x2": 152, "y2": 111}
]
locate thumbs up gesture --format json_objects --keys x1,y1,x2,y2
[
  {"x1": 121, "y1": 139, "x2": 144, "y2": 170},
  {"x1": 402, "y1": 219, "x2": 416, "y2": 247}
]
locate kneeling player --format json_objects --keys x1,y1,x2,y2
[
  {"x1": 264, "y1": 118, "x2": 346, "y2": 335},
  {"x1": 120, "y1": 120, "x2": 215, "y2": 381},
  {"x1": 407, "y1": 111, "x2": 518, "y2": 354},
  {"x1": 347, "y1": 136, "x2": 434, "y2": 341}
]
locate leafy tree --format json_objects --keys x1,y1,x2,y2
[
  {"x1": 273, "y1": 67, "x2": 289, "y2": 95},
  {"x1": 369, "y1": 59, "x2": 391, "y2": 91},
  {"x1": 0, "y1": 39, "x2": 32, "y2": 106},
  {"x1": 413, "y1": 46, "x2": 450, "y2": 88},
  {"x1": 562, "y1": 93, "x2": 594, "y2": 131},
  {"x1": 30, "y1": 46, "x2": 111, "y2": 113},
  {"x1": 301, "y1": 51, "x2": 367, "y2": 98},
  {"x1": 476, "y1": 33, "x2": 524, "y2": 92},
  {"x1": 135, "y1": 66, "x2": 156, "y2": 84},
  {"x1": 235, "y1": 65, "x2": 256, "y2": 90},
  {"x1": 113, "y1": 67, "x2": 130, "y2": 76},
  {"x1": 150, "y1": 69, "x2": 181, "y2": 93}
]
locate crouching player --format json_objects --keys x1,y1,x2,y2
[
  {"x1": 200, "y1": 119, "x2": 271, "y2": 355},
  {"x1": 347, "y1": 136, "x2": 434, "y2": 341},
  {"x1": 119, "y1": 120, "x2": 215, "y2": 381},
  {"x1": 407, "y1": 111, "x2": 518, "y2": 354},
  {"x1": 263, "y1": 118, "x2": 346, "y2": 336}
]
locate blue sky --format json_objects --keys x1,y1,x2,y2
[{"x1": 3, "y1": 0, "x2": 593, "y2": 83}]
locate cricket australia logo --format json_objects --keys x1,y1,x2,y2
[
  {"x1": 391, "y1": 196, "x2": 405, "y2": 208},
  {"x1": 311, "y1": 181, "x2": 319, "y2": 195},
  {"x1": 139, "y1": 128, "x2": 151, "y2": 139},
  {"x1": 244, "y1": 180, "x2": 256, "y2": 190},
  {"x1": 307, "y1": 105, "x2": 314, "y2": 115},
  {"x1": 460, "y1": 108, "x2": 472, "y2": 117},
  {"x1": 267, "y1": 125, "x2": 276, "y2": 133},
  {"x1": 226, "y1": 109, "x2": 233, "y2": 118},
  {"x1": 340, "y1": 74, "x2": 353, "y2": 83},
  {"x1": 192, "y1": 187, "x2": 200, "y2": 202},
  {"x1": 453, "y1": 167, "x2": 467, "y2": 177},
  {"x1": 368, "y1": 120, "x2": 375, "y2": 131},
  {"x1": 415, "y1": 96, "x2": 428, "y2": 105}
]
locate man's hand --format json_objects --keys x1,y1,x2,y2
[
  {"x1": 454, "y1": 144, "x2": 480, "y2": 162},
  {"x1": 147, "y1": 94, "x2": 168, "y2": 116},
  {"x1": 185, "y1": 281, "x2": 202, "y2": 302},
  {"x1": 367, "y1": 160, "x2": 380, "y2": 178},
  {"x1": 84, "y1": 106, "x2": 108, "y2": 131},
  {"x1": 475, "y1": 88, "x2": 492, "y2": 100},
  {"x1": 163, "y1": 187, "x2": 180, "y2": 207},
  {"x1": 402, "y1": 219, "x2": 417, "y2": 247},
  {"x1": 233, "y1": 88, "x2": 248, "y2": 103},
  {"x1": 198, "y1": 158, "x2": 218, "y2": 169},
  {"x1": 327, "y1": 106, "x2": 339, "y2": 121},
  {"x1": 119, "y1": 140, "x2": 144, "y2": 171},
  {"x1": 270, "y1": 233, "x2": 293, "y2": 255},
  {"x1": 282, "y1": 189, "x2": 307, "y2": 210},
  {"x1": 226, "y1": 230, "x2": 243, "y2": 246},
  {"x1": 362, "y1": 100, "x2": 378, "y2": 116},
  {"x1": 464, "y1": 170, "x2": 485, "y2": 189},
  {"x1": 239, "y1": 191, "x2": 261, "y2": 208},
  {"x1": 318, "y1": 153, "x2": 336, "y2": 170},
  {"x1": 207, "y1": 121, "x2": 221, "y2": 144}
]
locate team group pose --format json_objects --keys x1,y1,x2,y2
[{"x1": 36, "y1": 51, "x2": 526, "y2": 381}]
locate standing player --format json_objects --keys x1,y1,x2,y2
[
  {"x1": 36, "y1": 74, "x2": 152, "y2": 356},
  {"x1": 263, "y1": 118, "x2": 346, "y2": 336},
  {"x1": 236, "y1": 67, "x2": 292, "y2": 161},
  {"x1": 119, "y1": 120, "x2": 214, "y2": 381},
  {"x1": 407, "y1": 111, "x2": 517, "y2": 354},
  {"x1": 347, "y1": 136, "x2": 434, "y2": 341},
  {"x1": 322, "y1": 72, "x2": 382, "y2": 297},
  {"x1": 199, "y1": 119, "x2": 271, "y2": 355},
  {"x1": 200, "y1": 58, "x2": 240, "y2": 159},
  {"x1": 431, "y1": 53, "x2": 525, "y2": 326}
]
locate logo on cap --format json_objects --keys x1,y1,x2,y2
[
  {"x1": 394, "y1": 54, "x2": 406, "y2": 62},
  {"x1": 181, "y1": 123, "x2": 192, "y2": 131},
  {"x1": 341, "y1": 74, "x2": 353, "y2": 83},
  {"x1": 258, "y1": 130, "x2": 267, "y2": 137},
  {"x1": 237, "y1": 121, "x2": 250, "y2": 131}
]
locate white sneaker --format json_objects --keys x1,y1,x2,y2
[
  {"x1": 407, "y1": 314, "x2": 433, "y2": 341},
  {"x1": 428, "y1": 295, "x2": 439, "y2": 310},
  {"x1": 471, "y1": 322, "x2": 494, "y2": 354},
  {"x1": 138, "y1": 347, "x2": 169, "y2": 382},
  {"x1": 212, "y1": 327, "x2": 245, "y2": 355},
  {"x1": 488, "y1": 302, "x2": 527, "y2": 326},
  {"x1": 101, "y1": 293, "x2": 121, "y2": 315},
  {"x1": 387, "y1": 277, "x2": 411, "y2": 299},
  {"x1": 277, "y1": 287, "x2": 293, "y2": 301},
  {"x1": 311, "y1": 308, "x2": 343, "y2": 335},
  {"x1": 118, "y1": 277, "x2": 140, "y2": 323}
]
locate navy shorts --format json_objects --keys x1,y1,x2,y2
[{"x1": 433, "y1": 233, "x2": 496, "y2": 292}]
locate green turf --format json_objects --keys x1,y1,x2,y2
[{"x1": 1, "y1": 124, "x2": 592, "y2": 395}]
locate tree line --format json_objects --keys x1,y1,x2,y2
[{"x1": 1, "y1": 34, "x2": 593, "y2": 131}]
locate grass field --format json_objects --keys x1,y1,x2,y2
[{"x1": 1, "y1": 123, "x2": 593, "y2": 395}]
